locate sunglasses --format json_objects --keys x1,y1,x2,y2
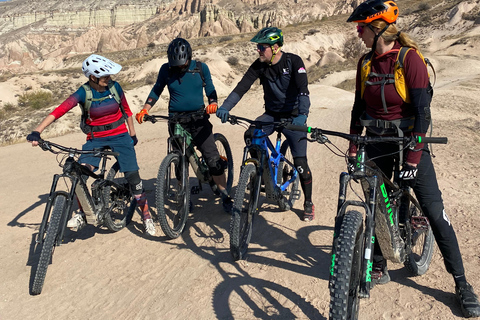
[
  {"x1": 356, "y1": 25, "x2": 365, "y2": 35},
  {"x1": 256, "y1": 44, "x2": 270, "y2": 52}
]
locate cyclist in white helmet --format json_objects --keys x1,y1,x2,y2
[{"x1": 27, "y1": 54, "x2": 156, "y2": 236}]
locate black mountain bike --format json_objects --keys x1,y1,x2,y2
[
  {"x1": 226, "y1": 116, "x2": 300, "y2": 260},
  {"x1": 31, "y1": 139, "x2": 135, "y2": 295},
  {"x1": 286, "y1": 124, "x2": 447, "y2": 320},
  {"x1": 144, "y1": 111, "x2": 234, "y2": 239}
]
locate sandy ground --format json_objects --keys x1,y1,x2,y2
[{"x1": 1, "y1": 48, "x2": 480, "y2": 320}]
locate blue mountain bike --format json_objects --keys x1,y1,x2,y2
[{"x1": 227, "y1": 115, "x2": 301, "y2": 260}]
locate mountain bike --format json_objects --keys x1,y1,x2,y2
[
  {"x1": 286, "y1": 124, "x2": 447, "y2": 320},
  {"x1": 226, "y1": 115, "x2": 301, "y2": 261},
  {"x1": 31, "y1": 139, "x2": 135, "y2": 295},
  {"x1": 144, "y1": 111, "x2": 234, "y2": 239}
]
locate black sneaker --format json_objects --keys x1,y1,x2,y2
[
  {"x1": 303, "y1": 201, "x2": 314, "y2": 221},
  {"x1": 456, "y1": 282, "x2": 480, "y2": 318},
  {"x1": 371, "y1": 260, "x2": 390, "y2": 287},
  {"x1": 222, "y1": 196, "x2": 233, "y2": 214}
]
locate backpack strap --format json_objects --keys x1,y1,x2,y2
[
  {"x1": 186, "y1": 60, "x2": 206, "y2": 87},
  {"x1": 80, "y1": 82, "x2": 127, "y2": 138}
]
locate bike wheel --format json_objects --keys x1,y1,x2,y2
[
  {"x1": 403, "y1": 195, "x2": 434, "y2": 276},
  {"x1": 214, "y1": 133, "x2": 234, "y2": 194},
  {"x1": 278, "y1": 140, "x2": 300, "y2": 211},
  {"x1": 103, "y1": 161, "x2": 135, "y2": 232},
  {"x1": 32, "y1": 192, "x2": 67, "y2": 295},
  {"x1": 329, "y1": 211, "x2": 364, "y2": 320},
  {"x1": 156, "y1": 153, "x2": 190, "y2": 239},
  {"x1": 230, "y1": 163, "x2": 258, "y2": 261}
]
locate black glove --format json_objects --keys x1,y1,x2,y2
[
  {"x1": 131, "y1": 135, "x2": 138, "y2": 146},
  {"x1": 399, "y1": 164, "x2": 418, "y2": 187},
  {"x1": 27, "y1": 131, "x2": 41, "y2": 142},
  {"x1": 347, "y1": 157, "x2": 356, "y2": 175}
]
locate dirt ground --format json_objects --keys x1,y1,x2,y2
[{"x1": 1, "y1": 49, "x2": 480, "y2": 320}]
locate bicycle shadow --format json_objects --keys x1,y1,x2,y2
[
  {"x1": 389, "y1": 268, "x2": 462, "y2": 317},
  {"x1": 7, "y1": 194, "x2": 50, "y2": 229}
]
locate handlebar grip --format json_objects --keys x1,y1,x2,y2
[
  {"x1": 104, "y1": 151, "x2": 120, "y2": 157},
  {"x1": 420, "y1": 137, "x2": 448, "y2": 144},
  {"x1": 285, "y1": 124, "x2": 310, "y2": 132}
]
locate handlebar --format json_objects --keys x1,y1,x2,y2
[
  {"x1": 284, "y1": 125, "x2": 448, "y2": 145},
  {"x1": 227, "y1": 115, "x2": 292, "y2": 128},
  {"x1": 38, "y1": 139, "x2": 119, "y2": 157},
  {"x1": 144, "y1": 109, "x2": 206, "y2": 124}
]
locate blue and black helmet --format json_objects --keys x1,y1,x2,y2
[{"x1": 167, "y1": 38, "x2": 192, "y2": 67}]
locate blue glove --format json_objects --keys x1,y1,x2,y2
[
  {"x1": 27, "y1": 131, "x2": 41, "y2": 142},
  {"x1": 292, "y1": 114, "x2": 307, "y2": 126},
  {"x1": 131, "y1": 135, "x2": 138, "y2": 146},
  {"x1": 216, "y1": 107, "x2": 230, "y2": 123}
]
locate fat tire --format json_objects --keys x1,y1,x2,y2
[
  {"x1": 214, "y1": 133, "x2": 234, "y2": 194},
  {"x1": 31, "y1": 193, "x2": 67, "y2": 295},
  {"x1": 277, "y1": 140, "x2": 300, "y2": 211},
  {"x1": 230, "y1": 163, "x2": 257, "y2": 261},
  {"x1": 329, "y1": 211, "x2": 364, "y2": 320},
  {"x1": 156, "y1": 153, "x2": 190, "y2": 239},
  {"x1": 403, "y1": 196, "x2": 434, "y2": 276},
  {"x1": 103, "y1": 161, "x2": 134, "y2": 232}
]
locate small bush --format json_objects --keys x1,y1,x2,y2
[
  {"x1": 227, "y1": 56, "x2": 239, "y2": 66},
  {"x1": 219, "y1": 36, "x2": 233, "y2": 43},
  {"x1": 3, "y1": 102, "x2": 16, "y2": 112},
  {"x1": 147, "y1": 42, "x2": 156, "y2": 49},
  {"x1": 18, "y1": 90, "x2": 54, "y2": 110},
  {"x1": 418, "y1": 3, "x2": 431, "y2": 11}
]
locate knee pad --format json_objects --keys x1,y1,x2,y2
[
  {"x1": 207, "y1": 156, "x2": 225, "y2": 176},
  {"x1": 294, "y1": 157, "x2": 312, "y2": 182},
  {"x1": 124, "y1": 171, "x2": 143, "y2": 195}
]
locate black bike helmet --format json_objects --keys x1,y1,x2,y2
[
  {"x1": 167, "y1": 38, "x2": 192, "y2": 67},
  {"x1": 250, "y1": 27, "x2": 284, "y2": 46},
  {"x1": 347, "y1": 0, "x2": 399, "y2": 24}
]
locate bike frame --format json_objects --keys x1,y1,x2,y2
[
  {"x1": 241, "y1": 127, "x2": 299, "y2": 198},
  {"x1": 37, "y1": 149, "x2": 122, "y2": 246}
]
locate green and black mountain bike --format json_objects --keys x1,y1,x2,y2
[{"x1": 286, "y1": 124, "x2": 447, "y2": 320}]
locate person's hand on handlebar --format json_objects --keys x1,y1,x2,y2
[
  {"x1": 27, "y1": 131, "x2": 41, "y2": 147},
  {"x1": 399, "y1": 163, "x2": 418, "y2": 187},
  {"x1": 205, "y1": 103, "x2": 218, "y2": 114},
  {"x1": 135, "y1": 108, "x2": 149, "y2": 124},
  {"x1": 292, "y1": 114, "x2": 307, "y2": 126},
  {"x1": 216, "y1": 106, "x2": 230, "y2": 123}
]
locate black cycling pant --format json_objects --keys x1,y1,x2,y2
[
  {"x1": 367, "y1": 142, "x2": 465, "y2": 277},
  {"x1": 245, "y1": 113, "x2": 313, "y2": 203},
  {"x1": 168, "y1": 114, "x2": 222, "y2": 176}
]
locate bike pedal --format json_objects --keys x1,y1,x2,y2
[{"x1": 191, "y1": 186, "x2": 200, "y2": 195}]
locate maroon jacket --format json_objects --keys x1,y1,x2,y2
[{"x1": 350, "y1": 41, "x2": 431, "y2": 164}]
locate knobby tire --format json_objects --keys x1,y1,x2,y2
[
  {"x1": 329, "y1": 211, "x2": 364, "y2": 320},
  {"x1": 103, "y1": 161, "x2": 134, "y2": 232},
  {"x1": 214, "y1": 133, "x2": 234, "y2": 194},
  {"x1": 403, "y1": 195, "x2": 434, "y2": 275},
  {"x1": 156, "y1": 153, "x2": 190, "y2": 239},
  {"x1": 31, "y1": 193, "x2": 67, "y2": 295},
  {"x1": 230, "y1": 163, "x2": 257, "y2": 261}
]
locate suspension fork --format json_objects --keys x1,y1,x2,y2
[{"x1": 359, "y1": 175, "x2": 378, "y2": 299}]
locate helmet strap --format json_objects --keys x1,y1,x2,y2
[
  {"x1": 269, "y1": 45, "x2": 281, "y2": 65},
  {"x1": 369, "y1": 23, "x2": 390, "y2": 55}
]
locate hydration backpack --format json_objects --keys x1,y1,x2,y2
[
  {"x1": 167, "y1": 60, "x2": 206, "y2": 86},
  {"x1": 79, "y1": 81, "x2": 128, "y2": 137}
]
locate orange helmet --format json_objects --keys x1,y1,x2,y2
[{"x1": 347, "y1": 0, "x2": 399, "y2": 24}]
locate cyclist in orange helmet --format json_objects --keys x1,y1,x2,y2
[{"x1": 347, "y1": 0, "x2": 480, "y2": 317}]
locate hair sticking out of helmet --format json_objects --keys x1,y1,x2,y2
[
  {"x1": 82, "y1": 54, "x2": 122, "y2": 79},
  {"x1": 167, "y1": 38, "x2": 192, "y2": 67},
  {"x1": 250, "y1": 27, "x2": 284, "y2": 46},
  {"x1": 347, "y1": 0, "x2": 399, "y2": 24}
]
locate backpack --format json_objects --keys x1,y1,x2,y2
[
  {"x1": 360, "y1": 47, "x2": 435, "y2": 109},
  {"x1": 167, "y1": 60, "x2": 206, "y2": 86},
  {"x1": 79, "y1": 81, "x2": 128, "y2": 137}
]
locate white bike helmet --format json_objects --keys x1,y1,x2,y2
[{"x1": 82, "y1": 54, "x2": 122, "y2": 78}]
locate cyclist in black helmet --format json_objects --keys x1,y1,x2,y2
[
  {"x1": 136, "y1": 38, "x2": 233, "y2": 213},
  {"x1": 216, "y1": 27, "x2": 315, "y2": 222},
  {"x1": 347, "y1": 1, "x2": 480, "y2": 317}
]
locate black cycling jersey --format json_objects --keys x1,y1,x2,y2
[{"x1": 222, "y1": 52, "x2": 310, "y2": 116}]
